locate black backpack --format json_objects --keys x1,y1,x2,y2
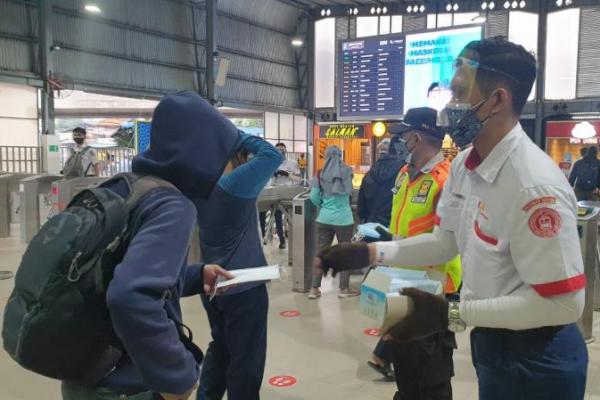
[
  {"x1": 575, "y1": 160, "x2": 600, "y2": 191},
  {"x1": 2, "y1": 173, "x2": 203, "y2": 383}
]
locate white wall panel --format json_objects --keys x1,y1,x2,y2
[
  {"x1": 314, "y1": 18, "x2": 336, "y2": 108},
  {"x1": 545, "y1": 8, "x2": 580, "y2": 100}
]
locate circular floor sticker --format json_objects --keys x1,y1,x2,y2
[
  {"x1": 279, "y1": 310, "x2": 301, "y2": 318},
  {"x1": 269, "y1": 375, "x2": 297, "y2": 388},
  {"x1": 364, "y1": 328, "x2": 381, "y2": 337}
]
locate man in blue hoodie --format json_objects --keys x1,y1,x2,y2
[
  {"x1": 61, "y1": 91, "x2": 239, "y2": 400},
  {"x1": 193, "y1": 133, "x2": 282, "y2": 400}
]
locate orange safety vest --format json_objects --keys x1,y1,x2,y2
[{"x1": 389, "y1": 159, "x2": 462, "y2": 293}]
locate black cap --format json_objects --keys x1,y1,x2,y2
[{"x1": 389, "y1": 107, "x2": 444, "y2": 140}]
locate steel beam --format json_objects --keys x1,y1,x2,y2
[
  {"x1": 206, "y1": 0, "x2": 217, "y2": 103},
  {"x1": 533, "y1": 0, "x2": 548, "y2": 147},
  {"x1": 39, "y1": 0, "x2": 55, "y2": 142}
]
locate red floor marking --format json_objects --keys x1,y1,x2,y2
[
  {"x1": 268, "y1": 375, "x2": 297, "y2": 388},
  {"x1": 364, "y1": 328, "x2": 381, "y2": 337},
  {"x1": 279, "y1": 310, "x2": 301, "y2": 318}
]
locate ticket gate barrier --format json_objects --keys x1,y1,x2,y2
[
  {"x1": 0, "y1": 173, "x2": 33, "y2": 238},
  {"x1": 51, "y1": 177, "x2": 108, "y2": 212},
  {"x1": 291, "y1": 192, "x2": 318, "y2": 293},
  {"x1": 576, "y1": 202, "x2": 600, "y2": 342},
  {"x1": 19, "y1": 174, "x2": 62, "y2": 243}
]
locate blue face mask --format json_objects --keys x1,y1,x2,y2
[{"x1": 445, "y1": 96, "x2": 494, "y2": 148}]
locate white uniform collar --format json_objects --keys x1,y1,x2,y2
[{"x1": 464, "y1": 123, "x2": 524, "y2": 183}]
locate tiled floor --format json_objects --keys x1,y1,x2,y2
[{"x1": 1, "y1": 225, "x2": 600, "y2": 399}]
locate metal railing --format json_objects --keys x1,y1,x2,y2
[
  {"x1": 60, "y1": 146, "x2": 137, "y2": 177},
  {"x1": 0, "y1": 146, "x2": 41, "y2": 173}
]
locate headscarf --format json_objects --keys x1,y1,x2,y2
[{"x1": 317, "y1": 146, "x2": 353, "y2": 197}]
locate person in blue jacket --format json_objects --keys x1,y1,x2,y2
[
  {"x1": 60, "y1": 91, "x2": 238, "y2": 400},
  {"x1": 193, "y1": 133, "x2": 283, "y2": 400}
]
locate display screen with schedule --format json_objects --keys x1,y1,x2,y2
[{"x1": 336, "y1": 26, "x2": 483, "y2": 121}]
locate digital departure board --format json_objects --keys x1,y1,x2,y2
[{"x1": 338, "y1": 33, "x2": 405, "y2": 120}]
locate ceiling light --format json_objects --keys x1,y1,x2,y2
[
  {"x1": 370, "y1": 7, "x2": 376, "y2": 14},
  {"x1": 376, "y1": 7, "x2": 381, "y2": 14},
  {"x1": 504, "y1": 1, "x2": 511, "y2": 8},
  {"x1": 353, "y1": 7, "x2": 359, "y2": 15},
  {"x1": 420, "y1": 4, "x2": 426, "y2": 12},
  {"x1": 407, "y1": 5, "x2": 412, "y2": 12},
  {"x1": 84, "y1": 4, "x2": 101, "y2": 13},
  {"x1": 482, "y1": 2, "x2": 488, "y2": 10},
  {"x1": 382, "y1": 6, "x2": 388, "y2": 14},
  {"x1": 291, "y1": 38, "x2": 303, "y2": 47},
  {"x1": 326, "y1": 8, "x2": 331, "y2": 16},
  {"x1": 565, "y1": 0, "x2": 573, "y2": 5},
  {"x1": 520, "y1": 0, "x2": 526, "y2": 7},
  {"x1": 453, "y1": 3, "x2": 459, "y2": 11},
  {"x1": 320, "y1": 9, "x2": 326, "y2": 16},
  {"x1": 511, "y1": 1, "x2": 518, "y2": 8},
  {"x1": 489, "y1": 1, "x2": 496, "y2": 9},
  {"x1": 446, "y1": 3, "x2": 453, "y2": 11}
]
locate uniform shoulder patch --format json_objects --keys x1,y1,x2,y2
[
  {"x1": 522, "y1": 196, "x2": 557, "y2": 212},
  {"x1": 528, "y1": 207, "x2": 562, "y2": 238}
]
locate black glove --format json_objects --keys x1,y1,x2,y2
[
  {"x1": 386, "y1": 288, "x2": 449, "y2": 342},
  {"x1": 275, "y1": 170, "x2": 290, "y2": 177},
  {"x1": 317, "y1": 243, "x2": 370, "y2": 277},
  {"x1": 375, "y1": 226, "x2": 393, "y2": 242}
]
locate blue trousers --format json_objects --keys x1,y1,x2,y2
[
  {"x1": 197, "y1": 285, "x2": 268, "y2": 400},
  {"x1": 471, "y1": 323, "x2": 588, "y2": 400}
]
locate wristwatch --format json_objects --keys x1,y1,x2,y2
[{"x1": 447, "y1": 301, "x2": 467, "y2": 333}]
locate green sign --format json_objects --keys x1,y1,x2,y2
[{"x1": 48, "y1": 145, "x2": 59, "y2": 152}]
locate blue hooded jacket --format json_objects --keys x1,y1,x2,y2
[
  {"x1": 193, "y1": 133, "x2": 282, "y2": 294},
  {"x1": 99, "y1": 91, "x2": 239, "y2": 395}
]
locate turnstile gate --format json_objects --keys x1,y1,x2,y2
[
  {"x1": 19, "y1": 174, "x2": 62, "y2": 243},
  {"x1": 576, "y1": 202, "x2": 600, "y2": 342},
  {"x1": 0, "y1": 173, "x2": 33, "y2": 238},
  {"x1": 291, "y1": 192, "x2": 318, "y2": 293},
  {"x1": 51, "y1": 177, "x2": 107, "y2": 211}
]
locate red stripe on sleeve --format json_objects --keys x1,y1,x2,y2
[
  {"x1": 434, "y1": 215, "x2": 441, "y2": 226},
  {"x1": 531, "y1": 274, "x2": 587, "y2": 297}
]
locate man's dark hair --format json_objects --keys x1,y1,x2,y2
[
  {"x1": 275, "y1": 142, "x2": 286, "y2": 148},
  {"x1": 427, "y1": 82, "x2": 439, "y2": 96},
  {"x1": 72, "y1": 127, "x2": 87, "y2": 136},
  {"x1": 462, "y1": 36, "x2": 537, "y2": 115},
  {"x1": 585, "y1": 146, "x2": 597, "y2": 159},
  {"x1": 580, "y1": 147, "x2": 588, "y2": 157},
  {"x1": 422, "y1": 132, "x2": 443, "y2": 149}
]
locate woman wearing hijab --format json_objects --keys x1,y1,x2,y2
[{"x1": 308, "y1": 146, "x2": 358, "y2": 299}]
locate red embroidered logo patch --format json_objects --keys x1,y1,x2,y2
[{"x1": 528, "y1": 208, "x2": 562, "y2": 238}]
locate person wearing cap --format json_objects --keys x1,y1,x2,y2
[
  {"x1": 316, "y1": 37, "x2": 587, "y2": 400},
  {"x1": 384, "y1": 107, "x2": 461, "y2": 399}
]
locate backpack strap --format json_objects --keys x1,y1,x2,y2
[{"x1": 101, "y1": 173, "x2": 179, "y2": 210}]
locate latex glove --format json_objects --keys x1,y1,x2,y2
[
  {"x1": 160, "y1": 382, "x2": 197, "y2": 400},
  {"x1": 383, "y1": 287, "x2": 449, "y2": 343},
  {"x1": 202, "y1": 264, "x2": 234, "y2": 295},
  {"x1": 357, "y1": 223, "x2": 385, "y2": 239},
  {"x1": 316, "y1": 243, "x2": 371, "y2": 276}
]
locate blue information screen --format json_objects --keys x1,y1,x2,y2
[{"x1": 338, "y1": 34, "x2": 405, "y2": 120}]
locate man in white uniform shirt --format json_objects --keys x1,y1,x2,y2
[
  {"x1": 72, "y1": 127, "x2": 100, "y2": 177},
  {"x1": 317, "y1": 37, "x2": 588, "y2": 400}
]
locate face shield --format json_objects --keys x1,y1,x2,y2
[{"x1": 436, "y1": 57, "x2": 487, "y2": 148}]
